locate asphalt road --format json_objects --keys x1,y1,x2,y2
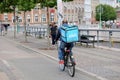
[{"x1": 0, "y1": 37, "x2": 99, "y2": 80}]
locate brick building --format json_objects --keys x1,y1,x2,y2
[
  {"x1": 2, "y1": 0, "x2": 115, "y2": 27},
  {"x1": 0, "y1": 0, "x2": 87, "y2": 27}
]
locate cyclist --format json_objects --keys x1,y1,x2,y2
[{"x1": 55, "y1": 20, "x2": 75, "y2": 66}]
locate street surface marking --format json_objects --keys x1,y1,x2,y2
[{"x1": 2, "y1": 60, "x2": 11, "y2": 68}]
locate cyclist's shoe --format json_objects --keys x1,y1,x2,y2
[
  {"x1": 71, "y1": 56, "x2": 76, "y2": 65},
  {"x1": 73, "y1": 61, "x2": 76, "y2": 65},
  {"x1": 59, "y1": 60, "x2": 64, "y2": 71},
  {"x1": 59, "y1": 60, "x2": 64, "y2": 64},
  {"x1": 72, "y1": 59, "x2": 76, "y2": 65}
]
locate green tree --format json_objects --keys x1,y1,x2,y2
[
  {"x1": 96, "y1": 4, "x2": 116, "y2": 21},
  {"x1": 0, "y1": 0, "x2": 19, "y2": 38},
  {"x1": 18, "y1": 0, "x2": 36, "y2": 42},
  {"x1": 0, "y1": 0, "x2": 36, "y2": 41}
]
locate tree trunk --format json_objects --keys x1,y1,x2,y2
[
  {"x1": 13, "y1": 7, "x2": 16, "y2": 39},
  {"x1": 23, "y1": 11, "x2": 27, "y2": 42},
  {"x1": 46, "y1": 7, "x2": 51, "y2": 48}
]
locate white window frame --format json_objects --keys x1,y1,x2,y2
[
  {"x1": 18, "y1": 16, "x2": 22, "y2": 22},
  {"x1": 34, "y1": 14, "x2": 38, "y2": 22},
  {"x1": 4, "y1": 13, "x2": 8, "y2": 21},
  {"x1": 50, "y1": 13, "x2": 54, "y2": 22},
  {"x1": 42, "y1": 14, "x2": 46, "y2": 22},
  {"x1": 27, "y1": 15, "x2": 30, "y2": 22}
]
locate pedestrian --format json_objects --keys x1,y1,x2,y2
[
  {"x1": 4, "y1": 24, "x2": 8, "y2": 35},
  {"x1": 0, "y1": 24, "x2": 4, "y2": 36},
  {"x1": 50, "y1": 22, "x2": 57, "y2": 46}
]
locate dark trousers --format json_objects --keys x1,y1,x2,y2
[
  {"x1": 58, "y1": 41, "x2": 74, "y2": 60},
  {"x1": 51, "y1": 34, "x2": 56, "y2": 45}
]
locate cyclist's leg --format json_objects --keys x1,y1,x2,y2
[
  {"x1": 67, "y1": 43, "x2": 74, "y2": 55},
  {"x1": 58, "y1": 41, "x2": 65, "y2": 60},
  {"x1": 68, "y1": 43, "x2": 76, "y2": 65},
  {"x1": 58, "y1": 41, "x2": 66, "y2": 70}
]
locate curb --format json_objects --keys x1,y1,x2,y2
[{"x1": 96, "y1": 46, "x2": 120, "y2": 52}]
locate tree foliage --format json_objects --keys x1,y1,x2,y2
[
  {"x1": 0, "y1": 0, "x2": 19, "y2": 13},
  {"x1": 18, "y1": 0, "x2": 36, "y2": 12},
  {"x1": 35, "y1": 0, "x2": 73, "y2": 8},
  {"x1": 17, "y1": 0, "x2": 37, "y2": 42},
  {"x1": 95, "y1": 4, "x2": 116, "y2": 21},
  {"x1": 0, "y1": 0, "x2": 36, "y2": 41}
]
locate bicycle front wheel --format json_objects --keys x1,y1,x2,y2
[{"x1": 67, "y1": 55, "x2": 75, "y2": 77}]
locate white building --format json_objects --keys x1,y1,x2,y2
[{"x1": 99, "y1": 0, "x2": 116, "y2": 8}]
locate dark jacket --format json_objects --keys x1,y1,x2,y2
[{"x1": 50, "y1": 26, "x2": 57, "y2": 35}]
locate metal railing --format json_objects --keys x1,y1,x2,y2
[
  {"x1": 27, "y1": 26, "x2": 120, "y2": 48},
  {"x1": 79, "y1": 28, "x2": 120, "y2": 48},
  {"x1": 9, "y1": 25, "x2": 120, "y2": 49},
  {"x1": 26, "y1": 27, "x2": 47, "y2": 38}
]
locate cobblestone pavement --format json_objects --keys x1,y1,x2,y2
[{"x1": 1, "y1": 31, "x2": 120, "y2": 80}]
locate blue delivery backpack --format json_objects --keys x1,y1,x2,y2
[{"x1": 61, "y1": 25, "x2": 79, "y2": 43}]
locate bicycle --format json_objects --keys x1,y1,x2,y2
[{"x1": 61, "y1": 48, "x2": 76, "y2": 77}]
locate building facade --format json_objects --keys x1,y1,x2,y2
[
  {"x1": 0, "y1": 0, "x2": 86, "y2": 27},
  {"x1": 63, "y1": 0, "x2": 84, "y2": 24},
  {"x1": 0, "y1": 0, "x2": 118, "y2": 27},
  {"x1": 0, "y1": 7, "x2": 58, "y2": 27}
]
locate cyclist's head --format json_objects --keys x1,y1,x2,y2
[{"x1": 62, "y1": 20, "x2": 68, "y2": 24}]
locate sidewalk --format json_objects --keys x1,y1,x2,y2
[{"x1": 3, "y1": 31, "x2": 120, "y2": 80}]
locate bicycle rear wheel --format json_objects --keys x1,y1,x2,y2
[{"x1": 67, "y1": 55, "x2": 75, "y2": 77}]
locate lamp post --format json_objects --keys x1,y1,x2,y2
[
  {"x1": 16, "y1": 7, "x2": 20, "y2": 33},
  {"x1": 57, "y1": 0, "x2": 63, "y2": 27},
  {"x1": 11, "y1": 6, "x2": 16, "y2": 38},
  {"x1": 99, "y1": 4, "x2": 102, "y2": 29},
  {"x1": 97, "y1": 4, "x2": 103, "y2": 29},
  {"x1": 99, "y1": 0, "x2": 103, "y2": 29}
]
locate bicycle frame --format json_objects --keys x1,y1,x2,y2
[{"x1": 63, "y1": 48, "x2": 75, "y2": 77}]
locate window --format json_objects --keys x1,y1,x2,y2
[
  {"x1": 18, "y1": 17, "x2": 22, "y2": 22},
  {"x1": 42, "y1": 14, "x2": 46, "y2": 22},
  {"x1": 34, "y1": 7, "x2": 39, "y2": 10},
  {"x1": 50, "y1": 13, "x2": 54, "y2": 22},
  {"x1": 12, "y1": 16, "x2": 15, "y2": 23},
  {"x1": 27, "y1": 15, "x2": 30, "y2": 22},
  {"x1": 64, "y1": 15, "x2": 66, "y2": 19},
  {"x1": 75, "y1": 7, "x2": 77, "y2": 13},
  {"x1": 4, "y1": 13, "x2": 8, "y2": 21},
  {"x1": 64, "y1": 6, "x2": 67, "y2": 12},
  {"x1": 34, "y1": 14, "x2": 38, "y2": 22}
]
